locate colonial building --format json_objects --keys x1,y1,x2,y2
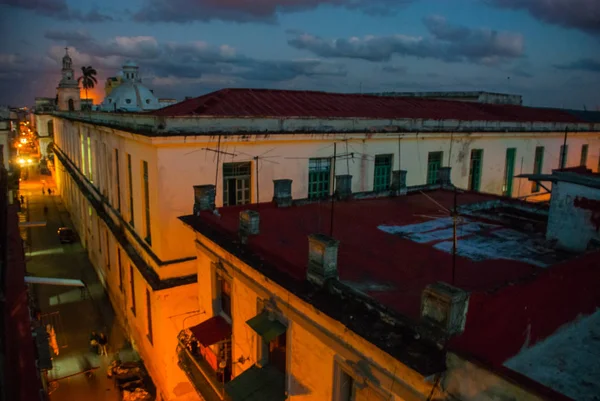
[
  {"x1": 56, "y1": 48, "x2": 81, "y2": 112},
  {"x1": 177, "y1": 167, "x2": 600, "y2": 401},
  {"x1": 46, "y1": 84, "x2": 600, "y2": 400},
  {"x1": 99, "y1": 61, "x2": 164, "y2": 112}
]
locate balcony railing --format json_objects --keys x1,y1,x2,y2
[{"x1": 176, "y1": 339, "x2": 230, "y2": 401}]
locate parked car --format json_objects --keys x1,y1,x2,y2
[{"x1": 57, "y1": 227, "x2": 77, "y2": 244}]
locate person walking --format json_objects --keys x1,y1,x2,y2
[
  {"x1": 98, "y1": 333, "x2": 108, "y2": 356},
  {"x1": 42, "y1": 187, "x2": 45, "y2": 195},
  {"x1": 47, "y1": 188, "x2": 52, "y2": 195},
  {"x1": 90, "y1": 331, "x2": 99, "y2": 354},
  {"x1": 43, "y1": 205, "x2": 48, "y2": 217},
  {"x1": 19, "y1": 195, "x2": 24, "y2": 205}
]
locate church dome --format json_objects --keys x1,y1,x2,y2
[{"x1": 100, "y1": 61, "x2": 161, "y2": 112}]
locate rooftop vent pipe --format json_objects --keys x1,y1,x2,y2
[
  {"x1": 273, "y1": 179, "x2": 293, "y2": 208},
  {"x1": 391, "y1": 170, "x2": 408, "y2": 196},
  {"x1": 307, "y1": 234, "x2": 339, "y2": 287},
  {"x1": 193, "y1": 185, "x2": 215, "y2": 215},
  {"x1": 421, "y1": 281, "x2": 469, "y2": 335},
  {"x1": 239, "y1": 210, "x2": 260, "y2": 244},
  {"x1": 334, "y1": 175, "x2": 352, "y2": 200}
]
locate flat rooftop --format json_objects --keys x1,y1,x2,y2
[{"x1": 182, "y1": 189, "x2": 576, "y2": 320}]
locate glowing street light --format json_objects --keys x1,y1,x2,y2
[
  {"x1": 18, "y1": 158, "x2": 25, "y2": 165},
  {"x1": 21, "y1": 138, "x2": 27, "y2": 144}
]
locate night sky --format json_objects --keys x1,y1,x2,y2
[{"x1": 0, "y1": 0, "x2": 598, "y2": 109}]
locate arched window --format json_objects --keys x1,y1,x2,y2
[
  {"x1": 68, "y1": 98, "x2": 74, "y2": 111},
  {"x1": 47, "y1": 120, "x2": 54, "y2": 136}
]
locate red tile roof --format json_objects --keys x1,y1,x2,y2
[
  {"x1": 152, "y1": 88, "x2": 584, "y2": 123},
  {"x1": 189, "y1": 190, "x2": 553, "y2": 319}
]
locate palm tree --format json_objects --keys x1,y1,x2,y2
[{"x1": 78, "y1": 66, "x2": 98, "y2": 109}]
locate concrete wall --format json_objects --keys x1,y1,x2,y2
[
  {"x1": 547, "y1": 181, "x2": 600, "y2": 252},
  {"x1": 443, "y1": 353, "x2": 546, "y2": 401},
  {"x1": 53, "y1": 156, "x2": 201, "y2": 401},
  {"x1": 192, "y1": 235, "x2": 433, "y2": 401}
]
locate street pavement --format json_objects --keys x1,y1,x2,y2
[{"x1": 20, "y1": 169, "x2": 135, "y2": 401}]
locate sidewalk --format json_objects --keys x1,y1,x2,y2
[{"x1": 20, "y1": 170, "x2": 137, "y2": 400}]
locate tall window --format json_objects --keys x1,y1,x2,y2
[
  {"x1": 580, "y1": 144, "x2": 589, "y2": 167},
  {"x1": 146, "y1": 289, "x2": 153, "y2": 345},
  {"x1": 532, "y1": 146, "x2": 544, "y2": 193},
  {"x1": 142, "y1": 161, "x2": 151, "y2": 245},
  {"x1": 469, "y1": 149, "x2": 483, "y2": 191},
  {"x1": 47, "y1": 120, "x2": 54, "y2": 136},
  {"x1": 334, "y1": 363, "x2": 356, "y2": 401},
  {"x1": 105, "y1": 230, "x2": 111, "y2": 270},
  {"x1": 426, "y1": 151, "x2": 443, "y2": 185},
  {"x1": 373, "y1": 154, "x2": 392, "y2": 191},
  {"x1": 219, "y1": 277, "x2": 232, "y2": 320},
  {"x1": 308, "y1": 158, "x2": 331, "y2": 199},
  {"x1": 559, "y1": 145, "x2": 568, "y2": 169},
  {"x1": 223, "y1": 162, "x2": 251, "y2": 206},
  {"x1": 115, "y1": 149, "x2": 121, "y2": 211},
  {"x1": 68, "y1": 98, "x2": 74, "y2": 111},
  {"x1": 118, "y1": 248, "x2": 124, "y2": 292},
  {"x1": 87, "y1": 134, "x2": 93, "y2": 182},
  {"x1": 269, "y1": 331, "x2": 287, "y2": 375},
  {"x1": 503, "y1": 148, "x2": 516, "y2": 197},
  {"x1": 130, "y1": 265, "x2": 136, "y2": 316},
  {"x1": 127, "y1": 153, "x2": 134, "y2": 226}
]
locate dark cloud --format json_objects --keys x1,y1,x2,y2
[
  {"x1": 381, "y1": 65, "x2": 407, "y2": 74},
  {"x1": 0, "y1": 0, "x2": 113, "y2": 22},
  {"x1": 288, "y1": 16, "x2": 524, "y2": 65},
  {"x1": 133, "y1": 0, "x2": 413, "y2": 23},
  {"x1": 44, "y1": 29, "x2": 93, "y2": 43},
  {"x1": 487, "y1": 0, "x2": 600, "y2": 35},
  {"x1": 554, "y1": 58, "x2": 600, "y2": 72}
]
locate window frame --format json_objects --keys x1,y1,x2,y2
[
  {"x1": 222, "y1": 161, "x2": 252, "y2": 206},
  {"x1": 373, "y1": 154, "x2": 393, "y2": 192},
  {"x1": 532, "y1": 146, "x2": 544, "y2": 193},
  {"x1": 308, "y1": 158, "x2": 332, "y2": 199},
  {"x1": 580, "y1": 144, "x2": 589, "y2": 167},
  {"x1": 426, "y1": 151, "x2": 443, "y2": 185},
  {"x1": 468, "y1": 149, "x2": 484, "y2": 191},
  {"x1": 142, "y1": 160, "x2": 151, "y2": 245},
  {"x1": 503, "y1": 148, "x2": 516, "y2": 197}
]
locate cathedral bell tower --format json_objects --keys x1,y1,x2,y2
[{"x1": 56, "y1": 47, "x2": 81, "y2": 111}]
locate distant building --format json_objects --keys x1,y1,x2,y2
[
  {"x1": 56, "y1": 48, "x2": 81, "y2": 112},
  {"x1": 99, "y1": 61, "x2": 163, "y2": 112},
  {"x1": 34, "y1": 97, "x2": 56, "y2": 113},
  {"x1": 158, "y1": 98, "x2": 178, "y2": 106},
  {"x1": 104, "y1": 75, "x2": 123, "y2": 97},
  {"x1": 367, "y1": 91, "x2": 523, "y2": 106}
]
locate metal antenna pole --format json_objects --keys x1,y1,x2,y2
[
  {"x1": 255, "y1": 156, "x2": 260, "y2": 206},
  {"x1": 398, "y1": 135, "x2": 402, "y2": 170},
  {"x1": 214, "y1": 135, "x2": 222, "y2": 199},
  {"x1": 452, "y1": 186, "x2": 457, "y2": 286},
  {"x1": 330, "y1": 142, "x2": 337, "y2": 236}
]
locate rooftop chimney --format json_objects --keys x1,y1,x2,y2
[
  {"x1": 273, "y1": 179, "x2": 293, "y2": 208},
  {"x1": 421, "y1": 282, "x2": 469, "y2": 335},
  {"x1": 438, "y1": 167, "x2": 452, "y2": 187},
  {"x1": 239, "y1": 210, "x2": 260, "y2": 244},
  {"x1": 307, "y1": 234, "x2": 339, "y2": 287},
  {"x1": 193, "y1": 185, "x2": 215, "y2": 215},
  {"x1": 390, "y1": 170, "x2": 408, "y2": 196},
  {"x1": 334, "y1": 175, "x2": 352, "y2": 200}
]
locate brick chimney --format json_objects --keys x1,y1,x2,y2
[
  {"x1": 239, "y1": 210, "x2": 260, "y2": 244},
  {"x1": 438, "y1": 167, "x2": 452, "y2": 187},
  {"x1": 273, "y1": 179, "x2": 293, "y2": 208},
  {"x1": 421, "y1": 282, "x2": 469, "y2": 335},
  {"x1": 390, "y1": 170, "x2": 408, "y2": 195},
  {"x1": 334, "y1": 175, "x2": 352, "y2": 200},
  {"x1": 307, "y1": 234, "x2": 339, "y2": 286},
  {"x1": 193, "y1": 185, "x2": 215, "y2": 215}
]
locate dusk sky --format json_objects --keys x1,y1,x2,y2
[{"x1": 0, "y1": 0, "x2": 598, "y2": 109}]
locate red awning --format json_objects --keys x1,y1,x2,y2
[{"x1": 189, "y1": 316, "x2": 232, "y2": 347}]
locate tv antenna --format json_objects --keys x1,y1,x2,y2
[
  {"x1": 235, "y1": 148, "x2": 280, "y2": 206},
  {"x1": 185, "y1": 135, "x2": 238, "y2": 206}
]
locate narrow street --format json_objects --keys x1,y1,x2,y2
[{"x1": 20, "y1": 167, "x2": 134, "y2": 400}]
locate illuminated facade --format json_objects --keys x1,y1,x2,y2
[{"x1": 46, "y1": 89, "x2": 600, "y2": 400}]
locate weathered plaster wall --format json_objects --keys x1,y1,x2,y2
[
  {"x1": 547, "y1": 181, "x2": 600, "y2": 252},
  {"x1": 192, "y1": 235, "x2": 431, "y2": 401}
]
